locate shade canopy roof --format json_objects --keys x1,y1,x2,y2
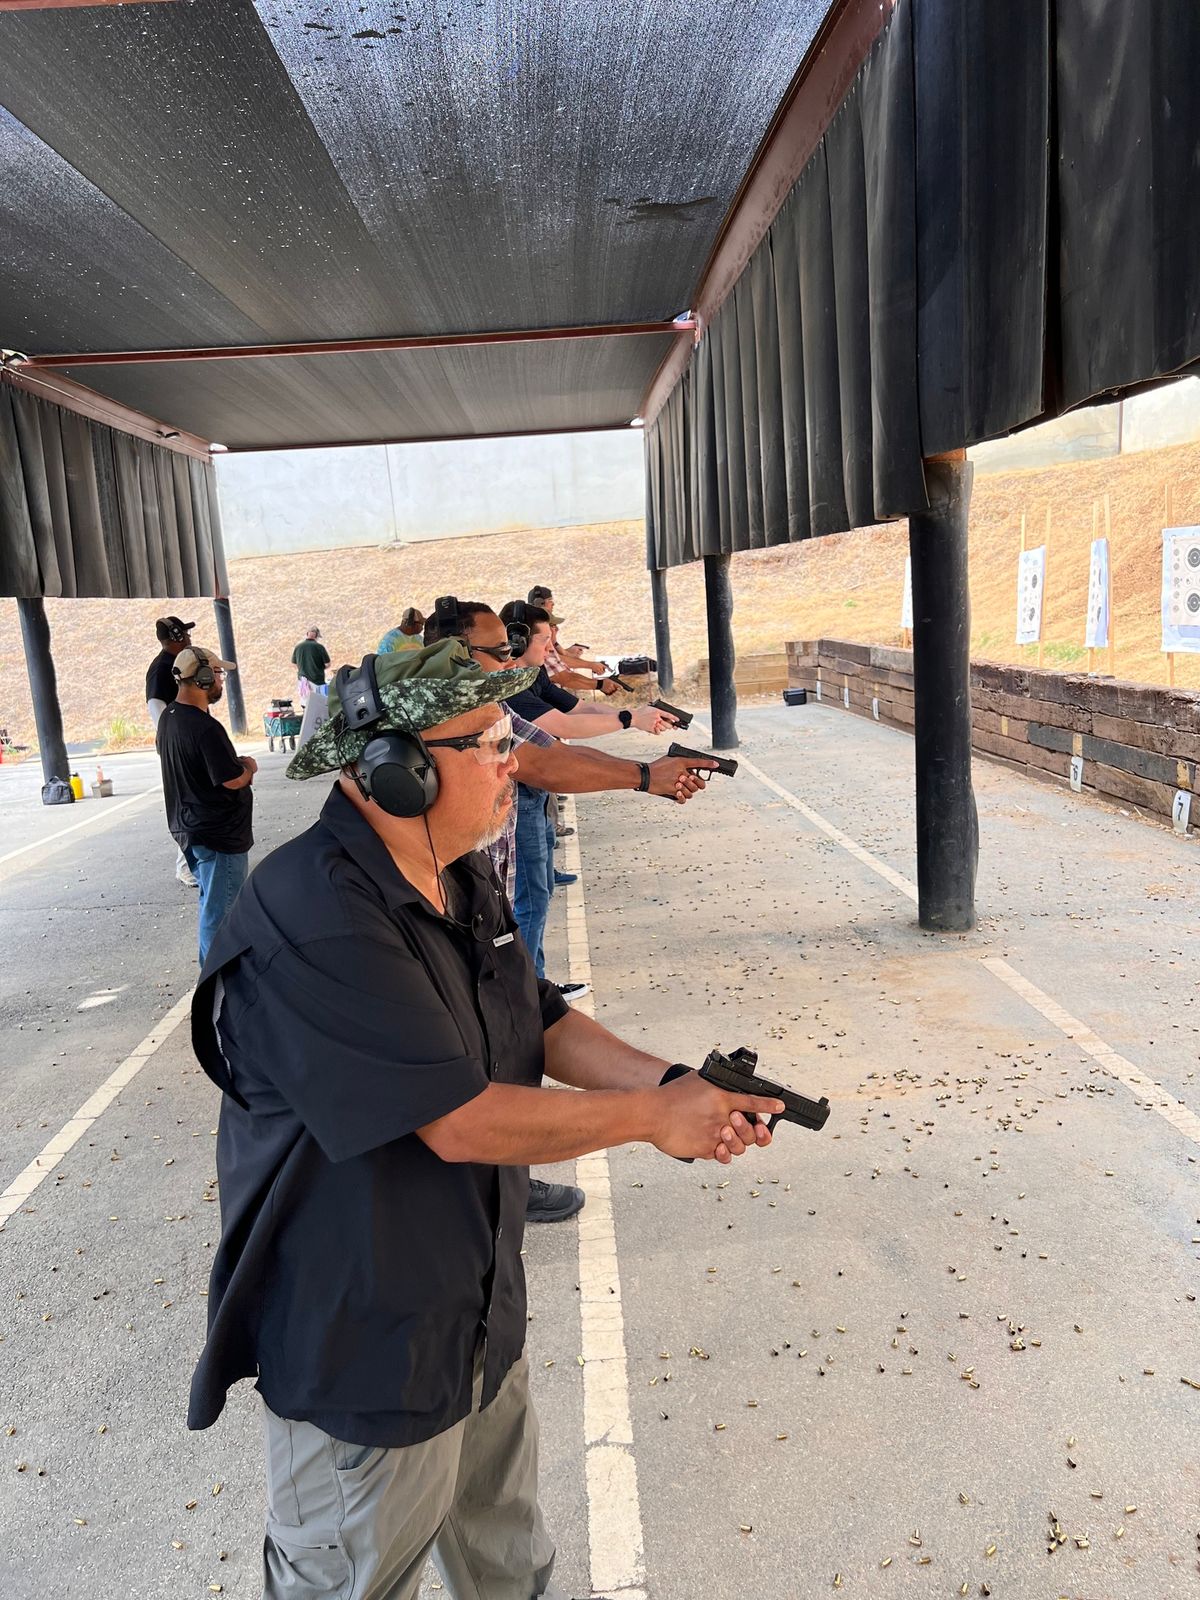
[{"x1": 0, "y1": 0, "x2": 836, "y2": 449}]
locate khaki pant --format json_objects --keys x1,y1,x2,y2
[{"x1": 262, "y1": 1351, "x2": 561, "y2": 1600}]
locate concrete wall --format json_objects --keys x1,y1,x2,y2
[
  {"x1": 969, "y1": 375, "x2": 1200, "y2": 475},
  {"x1": 215, "y1": 429, "x2": 645, "y2": 557}
]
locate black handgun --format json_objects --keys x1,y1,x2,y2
[
  {"x1": 667, "y1": 741, "x2": 739, "y2": 777},
  {"x1": 651, "y1": 697, "x2": 693, "y2": 729},
  {"x1": 604, "y1": 675, "x2": 635, "y2": 692},
  {"x1": 700, "y1": 1046, "x2": 830, "y2": 1134}
]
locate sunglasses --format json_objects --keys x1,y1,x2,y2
[
  {"x1": 466, "y1": 641, "x2": 517, "y2": 663},
  {"x1": 424, "y1": 712, "x2": 516, "y2": 766}
]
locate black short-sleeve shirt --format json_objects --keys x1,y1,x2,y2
[
  {"x1": 156, "y1": 702, "x2": 253, "y2": 855},
  {"x1": 187, "y1": 784, "x2": 568, "y2": 1447},
  {"x1": 145, "y1": 648, "x2": 179, "y2": 707},
  {"x1": 504, "y1": 665, "x2": 578, "y2": 724}
]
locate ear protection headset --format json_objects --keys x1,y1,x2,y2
[
  {"x1": 503, "y1": 600, "x2": 534, "y2": 653},
  {"x1": 173, "y1": 654, "x2": 216, "y2": 690},
  {"x1": 433, "y1": 594, "x2": 462, "y2": 636},
  {"x1": 333, "y1": 654, "x2": 439, "y2": 818}
]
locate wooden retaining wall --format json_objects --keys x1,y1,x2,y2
[
  {"x1": 697, "y1": 650, "x2": 790, "y2": 696},
  {"x1": 786, "y1": 638, "x2": 1200, "y2": 832}
]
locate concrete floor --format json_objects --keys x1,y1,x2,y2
[{"x1": 1, "y1": 705, "x2": 1197, "y2": 1598}]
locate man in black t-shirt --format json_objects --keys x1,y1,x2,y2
[
  {"x1": 156, "y1": 646, "x2": 257, "y2": 965},
  {"x1": 145, "y1": 615, "x2": 198, "y2": 887}
]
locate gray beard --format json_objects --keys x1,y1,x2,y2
[{"x1": 474, "y1": 781, "x2": 516, "y2": 849}]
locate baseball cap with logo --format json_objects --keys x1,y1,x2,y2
[
  {"x1": 173, "y1": 646, "x2": 236, "y2": 682},
  {"x1": 155, "y1": 615, "x2": 196, "y2": 643}
]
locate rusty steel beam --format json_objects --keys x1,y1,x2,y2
[
  {"x1": 642, "y1": 0, "x2": 897, "y2": 426},
  {"x1": 0, "y1": 1, "x2": 177, "y2": 10},
  {"x1": 26, "y1": 320, "x2": 698, "y2": 369},
  {"x1": 1, "y1": 364, "x2": 213, "y2": 460},
  {"x1": 223, "y1": 422, "x2": 638, "y2": 454}
]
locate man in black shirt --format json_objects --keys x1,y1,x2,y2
[
  {"x1": 156, "y1": 646, "x2": 256, "y2": 965},
  {"x1": 145, "y1": 615, "x2": 198, "y2": 887},
  {"x1": 190, "y1": 640, "x2": 782, "y2": 1600}
]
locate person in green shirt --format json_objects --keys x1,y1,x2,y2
[
  {"x1": 291, "y1": 627, "x2": 331, "y2": 705},
  {"x1": 378, "y1": 606, "x2": 427, "y2": 654}
]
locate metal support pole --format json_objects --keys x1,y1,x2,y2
[
  {"x1": 17, "y1": 597, "x2": 70, "y2": 788},
  {"x1": 703, "y1": 552, "x2": 738, "y2": 750},
  {"x1": 213, "y1": 597, "x2": 248, "y2": 736},
  {"x1": 908, "y1": 452, "x2": 977, "y2": 931},
  {"x1": 649, "y1": 566, "x2": 675, "y2": 694}
]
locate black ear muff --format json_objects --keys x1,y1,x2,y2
[
  {"x1": 505, "y1": 599, "x2": 533, "y2": 653},
  {"x1": 192, "y1": 662, "x2": 216, "y2": 690},
  {"x1": 433, "y1": 594, "x2": 462, "y2": 636},
  {"x1": 356, "y1": 732, "x2": 439, "y2": 817},
  {"x1": 334, "y1": 655, "x2": 439, "y2": 817},
  {"x1": 335, "y1": 655, "x2": 384, "y2": 729}
]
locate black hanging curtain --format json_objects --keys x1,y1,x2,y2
[
  {"x1": 647, "y1": 0, "x2": 1200, "y2": 569},
  {"x1": 0, "y1": 377, "x2": 229, "y2": 600}
]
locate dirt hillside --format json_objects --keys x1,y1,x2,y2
[{"x1": 2, "y1": 439, "x2": 1199, "y2": 752}]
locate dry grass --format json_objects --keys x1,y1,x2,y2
[{"x1": 2, "y1": 441, "x2": 1199, "y2": 750}]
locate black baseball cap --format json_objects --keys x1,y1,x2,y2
[{"x1": 156, "y1": 615, "x2": 195, "y2": 643}]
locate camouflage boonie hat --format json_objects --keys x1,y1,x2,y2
[{"x1": 286, "y1": 638, "x2": 538, "y2": 779}]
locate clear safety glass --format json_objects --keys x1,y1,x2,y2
[{"x1": 425, "y1": 712, "x2": 515, "y2": 765}]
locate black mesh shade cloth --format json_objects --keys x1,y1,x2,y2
[
  {"x1": 647, "y1": 0, "x2": 1200, "y2": 568},
  {"x1": 0, "y1": 379, "x2": 228, "y2": 601},
  {"x1": 3, "y1": 0, "x2": 1199, "y2": 575},
  {"x1": 55, "y1": 335, "x2": 679, "y2": 453},
  {"x1": 0, "y1": 0, "x2": 829, "y2": 345}
]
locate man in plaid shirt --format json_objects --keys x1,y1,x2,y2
[
  {"x1": 528, "y1": 585, "x2": 616, "y2": 695},
  {"x1": 492, "y1": 707, "x2": 554, "y2": 905},
  {"x1": 424, "y1": 599, "x2": 716, "y2": 1224}
]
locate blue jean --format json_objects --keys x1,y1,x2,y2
[
  {"x1": 188, "y1": 845, "x2": 248, "y2": 967},
  {"x1": 513, "y1": 787, "x2": 553, "y2": 979}
]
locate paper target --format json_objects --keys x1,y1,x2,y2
[
  {"x1": 1161, "y1": 527, "x2": 1200, "y2": 653},
  {"x1": 1085, "y1": 538, "x2": 1110, "y2": 650},
  {"x1": 1015, "y1": 546, "x2": 1046, "y2": 646}
]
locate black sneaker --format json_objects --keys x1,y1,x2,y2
[
  {"x1": 556, "y1": 980, "x2": 591, "y2": 1003},
  {"x1": 555, "y1": 823, "x2": 576, "y2": 838},
  {"x1": 526, "y1": 1178, "x2": 586, "y2": 1224}
]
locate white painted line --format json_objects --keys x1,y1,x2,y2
[
  {"x1": 691, "y1": 717, "x2": 917, "y2": 904},
  {"x1": 693, "y1": 717, "x2": 1200, "y2": 1150},
  {"x1": 558, "y1": 800, "x2": 647, "y2": 1600},
  {"x1": 981, "y1": 957, "x2": 1200, "y2": 1148},
  {"x1": 0, "y1": 988, "x2": 194, "y2": 1231},
  {"x1": 77, "y1": 985, "x2": 128, "y2": 1012},
  {"x1": 0, "y1": 784, "x2": 162, "y2": 873}
]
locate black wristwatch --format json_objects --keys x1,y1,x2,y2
[
  {"x1": 618, "y1": 708, "x2": 633, "y2": 729},
  {"x1": 636, "y1": 761, "x2": 651, "y2": 792}
]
